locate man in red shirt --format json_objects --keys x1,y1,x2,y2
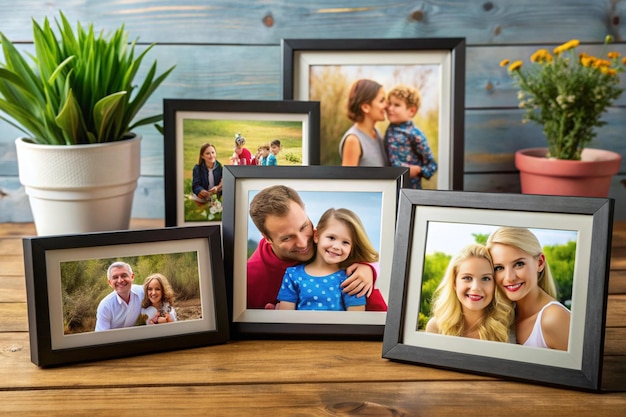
[{"x1": 246, "y1": 185, "x2": 387, "y2": 311}]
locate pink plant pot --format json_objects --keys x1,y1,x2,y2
[{"x1": 515, "y1": 147, "x2": 622, "y2": 198}]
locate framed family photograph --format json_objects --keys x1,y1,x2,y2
[
  {"x1": 222, "y1": 165, "x2": 408, "y2": 338},
  {"x1": 163, "y1": 99, "x2": 321, "y2": 227},
  {"x1": 23, "y1": 226, "x2": 230, "y2": 367},
  {"x1": 282, "y1": 38, "x2": 465, "y2": 190},
  {"x1": 382, "y1": 190, "x2": 614, "y2": 391}
]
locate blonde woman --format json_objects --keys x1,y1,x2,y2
[
  {"x1": 425, "y1": 243, "x2": 514, "y2": 342},
  {"x1": 486, "y1": 227, "x2": 570, "y2": 350}
]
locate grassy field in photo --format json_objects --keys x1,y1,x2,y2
[{"x1": 183, "y1": 118, "x2": 304, "y2": 176}]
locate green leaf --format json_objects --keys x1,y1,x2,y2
[
  {"x1": 93, "y1": 91, "x2": 127, "y2": 142},
  {"x1": 129, "y1": 113, "x2": 164, "y2": 131},
  {"x1": 55, "y1": 89, "x2": 88, "y2": 144},
  {"x1": 0, "y1": 67, "x2": 31, "y2": 91}
]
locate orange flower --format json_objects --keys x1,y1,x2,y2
[
  {"x1": 531, "y1": 49, "x2": 553, "y2": 63},
  {"x1": 593, "y1": 59, "x2": 611, "y2": 68},
  {"x1": 508, "y1": 60, "x2": 523, "y2": 71},
  {"x1": 580, "y1": 55, "x2": 595, "y2": 67},
  {"x1": 499, "y1": 35, "x2": 624, "y2": 160},
  {"x1": 553, "y1": 39, "x2": 580, "y2": 55}
]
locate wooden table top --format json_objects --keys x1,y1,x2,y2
[{"x1": 1, "y1": 220, "x2": 625, "y2": 416}]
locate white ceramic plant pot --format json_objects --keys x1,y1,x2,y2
[{"x1": 15, "y1": 134, "x2": 141, "y2": 235}]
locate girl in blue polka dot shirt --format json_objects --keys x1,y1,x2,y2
[{"x1": 276, "y1": 208, "x2": 379, "y2": 311}]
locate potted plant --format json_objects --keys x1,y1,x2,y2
[
  {"x1": 501, "y1": 36, "x2": 623, "y2": 197},
  {"x1": 0, "y1": 12, "x2": 174, "y2": 235}
]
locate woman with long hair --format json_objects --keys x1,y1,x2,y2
[
  {"x1": 486, "y1": 227, "x2": 570, "y2": 350},
  {"x1": 426, "y1": 243, "x2": 514, "y2": 342},
  {"x1": 191, "y1": 142, "x2": 223, "y2": 203},
  {"x1": 339, "y1": 79, "x2": 389, "y2": 167}
]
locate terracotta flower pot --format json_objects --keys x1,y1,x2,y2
[{"x1": 515, "y1": 147, "x2": 622, "y2": 198}]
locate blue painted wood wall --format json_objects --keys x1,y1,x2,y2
[{"x1": 0, "y1": 0, "x2": 625, "y2": 221}]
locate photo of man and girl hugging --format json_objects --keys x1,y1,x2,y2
[
  {"x1": 422, "y1": 225, "x2": 573, "y2": 351},
  {"x1": 246, "y1": 185, "x2": 388, "y2": 313}
]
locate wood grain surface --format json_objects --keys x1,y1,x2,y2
[{"x1": 0, "y1": 219, "x2": 624, "y2": 415}]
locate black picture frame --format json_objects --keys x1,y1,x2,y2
[
  {"x1": 163, "y1": 98, "x2": 321, "y2": 227},
  {"x1": 281, "y1": 37, "x2": 465, "y2": 190},
  {"x1": 382, "y1": 189, "x2": 614, "y2": 391},
  {"x1": 23, "y1": 226, "x2": 230, "y2": 367},
  {"x1": 222, "y1": 165, "x2": 408, "y2": 338}
]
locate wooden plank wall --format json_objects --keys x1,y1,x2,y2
[{"x1": 0, "y1": 0, "x2": 625, "y2": 222}]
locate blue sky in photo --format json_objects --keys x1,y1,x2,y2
[
  {"x1": 247, "y1": 190, "x2": 383, "y2": 252},
  {"x1": 424, "y1": 222, "x2": 578, "y2": 256}
]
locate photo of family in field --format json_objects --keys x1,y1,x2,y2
[
  {"x1": 245, "y1": 185, "x2": 389, "y2": 313},
  {"x1": 419, "y1": 222, "x2": 577, "y2": 351},
  {"x1": 182, "y1": 117, "x2": 305, "y2": 223},
  {"x1": 61, "y1": 251, "x2": 203, "y2": 335},
  {"x1": 308, "y1": 63, "x2": 441, "y2": 190}
]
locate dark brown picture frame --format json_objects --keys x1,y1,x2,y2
[
  {"x1": 222, "y1": 165, "x2": 408, "y2": 339},
  {"x1": 23, "y1": 226, "x2": 230, "y2": 367},
  {"x1": 382, "y1": 189, "x2": 614, "y2": 391},
  {"x1": 282, "y1": 37, "x2": 465, "y2": 190},
  {"x1": 163, "y1": 98, "x2": 321, "y2": 227}
]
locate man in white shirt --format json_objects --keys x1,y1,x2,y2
[{"x1": 95, "y1": 262, "x2": 144, "y2": 331}]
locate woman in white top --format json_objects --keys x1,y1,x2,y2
[
  {"x1": 486, "y1": 227, "x2": 570, "y2": 350},
  {"x1": 141, "y1": 273, "x2": 177, "y2": 325}
]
